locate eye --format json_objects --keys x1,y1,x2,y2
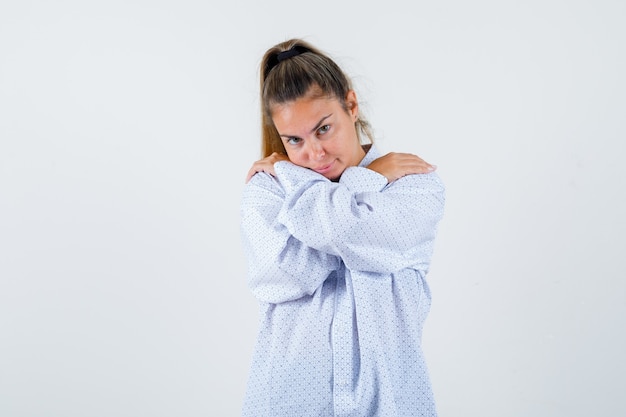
[
  {"x1": 286, "y1": 137, "x2": 302, "y2": 145},
  {"x1": 317, "y1": 125, "x2": 330, "y2": 135}
]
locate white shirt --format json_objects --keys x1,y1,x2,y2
[{"x1": 240, "y1": 145, "x2": 445, "y2": 417}]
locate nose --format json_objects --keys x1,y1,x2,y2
[{"x1": 307, "y1": 140, "x2": 325, "y2": 161}]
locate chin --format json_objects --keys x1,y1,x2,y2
[{"x1": 328, "y1": 170, "x2": 344, "y2": 182}]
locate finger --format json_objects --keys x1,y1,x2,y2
[
  {"x1": 245, "y1": 162, "x2": 266, "y2": 183},
  {"x1": 245, "y1": 167, "x2": 257, "y2": 183},
  {"x1": 406, "y1": 156, "x2": 435, "y2": 172},
  {"x1": 400, "y1": 162, "x2": 436, "y2": 175},
  {"x1": 413, "y1": 164, "x2": 436, "y2": 173}
]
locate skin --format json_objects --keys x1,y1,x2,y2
[{"x1": 245, "y1": 88, "x2": 436, "y2": 183}]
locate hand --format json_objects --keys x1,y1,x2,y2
[
  {"x1": 245, "y1": 152, "x2": 291, "y2": 183},
  {"x1": 366, "y1": 152, "x2": 436, "y2": 183}
]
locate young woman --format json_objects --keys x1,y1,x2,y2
[{"x1": 241, "y1": 38, "x2": 445, "y2": 417}]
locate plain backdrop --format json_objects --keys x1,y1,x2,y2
[{"x1": 1, "y1": 1, "x2": 624, "y2": 416}]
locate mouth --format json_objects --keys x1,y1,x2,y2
[{"x1": 313, "y1": 161, "x2": 335, "y2": 175}]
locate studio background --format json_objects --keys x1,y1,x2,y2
[{"x1": 1, "y1": 1, "x2": 624, "y2": 416}]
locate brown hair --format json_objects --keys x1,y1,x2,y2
[{"x1": 259, "y1": 38, "x2": 373, "y2": 157}]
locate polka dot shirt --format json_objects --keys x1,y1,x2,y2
[{"x1": 240, "y1": 145, "x2": 445, "y2": 417}]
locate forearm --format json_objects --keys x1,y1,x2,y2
[
  {"x1": 241, "y1": 172, "x2": 340, "y2": 303},
  {"x1": 275, "y1": 163, "x2": 446, "y2": 273}
]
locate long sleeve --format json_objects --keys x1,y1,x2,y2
[
  {"x1": 273, "y1": 160, "x2": 445, "y2": 274},
  {"x1": 241, "y1": 145, "x2": 444, "y2": 417},
  {"x1": 240, "y1": 171, "x2": 340, "y2": 304}
]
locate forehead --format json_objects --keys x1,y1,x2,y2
[{"x1": 272, "y1": 95, "x2": 341, "y2": 129}]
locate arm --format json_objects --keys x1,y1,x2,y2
[
  {"x1": 274, "y1": 161, "x2": 445, "y2": 274},
  {"x1": 241, "y1": 171, "x2": 340, "y2": 304}
]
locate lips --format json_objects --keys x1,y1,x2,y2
[{"x1": 313, "y1": 161, "x2": 334, "y2": 174}]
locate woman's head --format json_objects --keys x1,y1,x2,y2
[{"x1": 259, "y1": 39, "x2": 373, "y2": 164}]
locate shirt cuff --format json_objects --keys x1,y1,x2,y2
[
  {"x1": 274, "y1": 161, "x2": 327, "y2": 193},
  {"x1": 274, "y1": 161, "x2": 388, "y2": 194},
  {"x1": 339, "y1": 166, "x2": 388, "y2": 193}
]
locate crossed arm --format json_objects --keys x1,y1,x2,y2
[{"x1": 241, "y1": 151, "x2": 445, "y2": 303}]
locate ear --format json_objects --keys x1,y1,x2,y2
[{"x1": 345, "y1": 90, "x2": 359, "y2": 121}]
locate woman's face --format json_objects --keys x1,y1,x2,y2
[{"x1": 271, "y1": 90, "x2": 365, "y2": 181}]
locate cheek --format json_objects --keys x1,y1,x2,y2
[
  {"x1": 285, "y1": 148, "x2": 305, "y2": 164},
  {"x1": 333, "y1": 129, "x2": 357, "y2": 154}
]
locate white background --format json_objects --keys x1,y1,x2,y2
[{"x1": 1, "y1": 1, "x2": 624, "y2": 416}]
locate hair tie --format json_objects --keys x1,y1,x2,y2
[
  {"x1": 264, "y1": 45, "x2": 310, "y2": 78},
  {"x1": 277, "y1": 47, "x2": 304, "y2": 62}
]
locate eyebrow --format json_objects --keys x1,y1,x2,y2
[{"x1": 279, "y1": 113, "x2": 332, "y2": 139}]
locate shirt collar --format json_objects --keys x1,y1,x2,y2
[{"x1": 358, "y1": 144, "x2": 381, "y2": 168}]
